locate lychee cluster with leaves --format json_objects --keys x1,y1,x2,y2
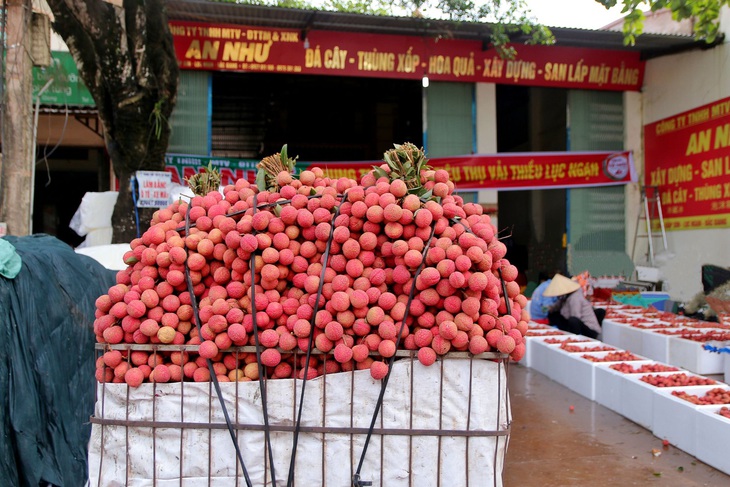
[
  {"x1": 186, "y1": 162, "x2": 221, "y2": 197},
  {"x1": 256, "y1": 144, "x2": 298, "y2": 193},
  {"x1": 375, "y1": 143, "x2": 434, "y2": 200}
]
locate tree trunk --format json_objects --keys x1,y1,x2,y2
[{"x1": 46, "y1": 0, "x2": 179, "y2": 243}]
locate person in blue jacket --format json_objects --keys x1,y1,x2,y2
[{"x1": 529, "y1": 272, "x2": 558, "y2": 324}]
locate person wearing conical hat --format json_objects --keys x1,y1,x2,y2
[{"x1": 545, "y1": 274, "x2": 605, "y2": 339}]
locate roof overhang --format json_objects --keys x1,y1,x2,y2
[{"x1": 164, "y1": 0, "x2": 716, "y2": 60}]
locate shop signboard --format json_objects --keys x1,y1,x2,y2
[
  {"x1": 164, "y1": 154, "x2": 259, "y2": 186},
  {"x1": 644, "y1": 97, "x2": 730, "y2": 231},
  {"x1": 169, "y1": 21, "x2": 644, "y2": 91},
  {"x1": 166, "y1": 151, "x2": 635, "y2": 191},
  {"x1": 32, "y1": 51, "x2": 95, "y2": 106}
]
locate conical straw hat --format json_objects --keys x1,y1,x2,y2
[{"x1": 542, "y1": 274, "x2": 581, "y2": 297}]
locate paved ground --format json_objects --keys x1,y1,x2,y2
[{"x1": 504, "y1": 364, "x2": 729, "y2": 487}]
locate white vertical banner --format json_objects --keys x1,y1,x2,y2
[{"x1": 135, "y1": 171, "x2": 172, "y2": 208}]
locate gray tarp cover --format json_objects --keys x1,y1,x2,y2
[{"x1": 0, "y1": 235, "x2": 116, "y2": 486}]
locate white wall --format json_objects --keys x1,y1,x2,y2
[{"x1": 639, "y1": 8, "x2": 730, "y2": 300}]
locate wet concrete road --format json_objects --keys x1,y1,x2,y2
[{"x1": 504, "y1": 364, "x2": 729, "y2": 487}]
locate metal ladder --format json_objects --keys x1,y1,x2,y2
[{"x1": 631, "y1": 185, "x2": 668, "y2": 267}]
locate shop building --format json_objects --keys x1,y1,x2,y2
[{"x1": 29, "y1": 2, "x2": 728, "y2": 299}]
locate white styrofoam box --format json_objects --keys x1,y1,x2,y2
[
  {"x1": 523, "y1": 328, "x2": 569, "y2": 336},
  {"x1": 550, "y1": 345, "x2": 632, "y2": 401},
  {"x1": 523, "y1": 334, "x2": 597, "y2": 370},
  {"x1": 622, "y1": 371, "x2": 717, "y2": 431},
  {"x1": 653, "y1": 385, "x2": 730, "y2": 456},
  {"x1": 642, "y1": 328, "x2": 686, "y2": 363},
  {"x1": 526, "y1": 321, "x2": 553, "y2": 330},
  {"x1": 695, "y1": 406, "x2": 730, "y2": 475},
  {"x1": 550, "y1": 349, "x2": 598, "y2": 399},
  {"x1": 668, "y1": 335, "x2": 728, "y2": 375},
  {"x1": 529, "y1": 339, "x2": 564, "y2": 380},
  {"x1": 619, "y1": 325, "x2": 648, "y2": 354},
  {"x1": 725, "y1": 353, "x2": 730, "y2": 382},
  {"x1": 601, "y1": 319, "x2": 626, "y2": 348},
  {"x1": 594, "y1": 360, "x2": 658, "y2": 414},
  {"x1": 522, "y1": 330, "x2": 571, "y2": 374}
]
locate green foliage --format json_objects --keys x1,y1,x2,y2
[
  {"x1": 230, "y1": 0, "x2": 554, "y2": 57},
  {"x1": 594, "y1": 0, "x2": 729, "y2": 45},
  {"x1": 148, "y1": 98, "x2": 168, "y2": 140},
  {"x1": 324, "y1": 0, "x2": 390, "y2": 15}
]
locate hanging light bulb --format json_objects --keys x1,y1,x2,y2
[{"x1": 422, "y1": 76, "x2": 429, "y2": 88}]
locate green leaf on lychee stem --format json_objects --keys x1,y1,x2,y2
[
  {"x1": 281, "y1": 144, "x2": 289, "y2": 167},
  {"x1": 677, "y1": 466, "x2": 684, "y2": 472},
  {"x1": 124, "y1": 256, "x2": 139, "y2": 265},
  {"x1": 372, "y1": 167, "x2": 388, "y2": 180},
  {"x1": 273, "y1": 204, "x2": 282, "y2": 217},
  {"x1": 652, "y1": 472, "x2": 661, "y2": 477},
  {"x1": 255, "y1": 167, "x2": 267, "y2": 192}
]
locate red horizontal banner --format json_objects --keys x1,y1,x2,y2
[
  {"x1": 644, "y1": 97, "x2": 730, "y2": 231},
  {"x1": 169, "y1": 20, "x2": 644, "y2": 91},
  {"x1": 299, "y1": 151, "x2": 636, "y2": 191},
  {"x1": 165, "y1": 151, "x2": 635, "y2": 190}
]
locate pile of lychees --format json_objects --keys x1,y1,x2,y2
[{"x1": 94, "y1": 143, "x2": 528, "y2": 387}]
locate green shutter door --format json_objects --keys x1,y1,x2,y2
[
  {"x1": 168, "y1": 71, "x2": 211, "y2": 155},
  {"x1": 426, "y1": 81, "x2": 474, "y2": 201},
  {"x1": 567, "y1": 90, "x2": 633, "y2": 277},
  {"x1": 426, "y1": 81, "x2": 474, "y2": 157}
]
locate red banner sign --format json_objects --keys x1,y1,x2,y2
[
  {"x1": 169, "y1": 20, "x2": 644, "y2": 91},
  {"x1": 165, "y1": 151, "x2": 634, "y2": 190},
  {"x1": 298, "y1": 151, "x2": 635, "y2": 191},
  {"x1": 644, "y1": 97, "x2": 730, "y2": 231}
]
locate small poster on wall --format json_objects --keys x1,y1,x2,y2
[
  {"x1": 135, "y1": 171, "x2": 172, "y2": 209},
  {"x1": 644, "y1": 97, "x2": 730, "y2": 231}
]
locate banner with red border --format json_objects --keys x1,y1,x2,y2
[
  {"x1": 165, "y1": 151, "x2": 636, "y2": 191},
  {"x1": 644, "y1": 97, "x2": 730, "y2": 231},
  {"x1": 169, "y1": 20, "x2": 644, "y2": 91}
]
